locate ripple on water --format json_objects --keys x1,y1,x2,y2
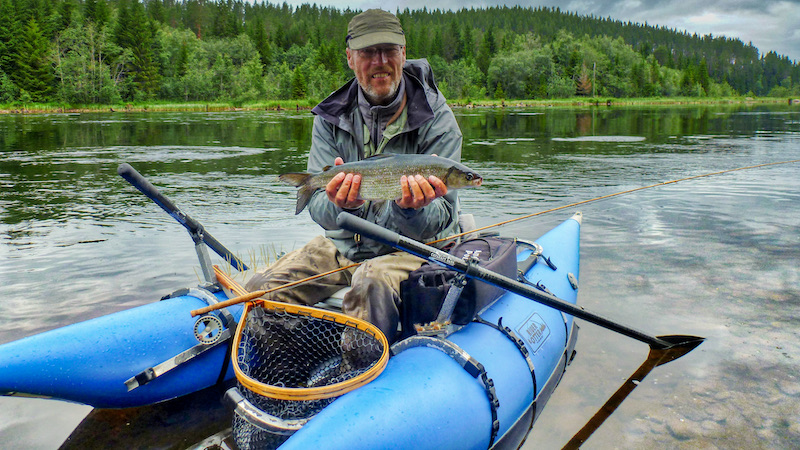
[{"x1": 551, "y1": 136, "x2": 646, "y2": 142}]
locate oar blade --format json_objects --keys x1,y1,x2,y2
[{"x1": 652, "y1": 334, "x2": 705, "y2": 366}]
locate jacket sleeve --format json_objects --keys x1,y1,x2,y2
[
  {"x1": 305, "y1": 116, "x2": 352, "y2": 230},
  {"x1": 378, "y1": 104, "x2": 463, "y2": 241}
]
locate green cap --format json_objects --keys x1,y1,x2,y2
[{"x1": 346, "y1": 9, "x2": 406, "y2": 50}]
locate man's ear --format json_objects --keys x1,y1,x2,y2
[{"x1": 346, "y1": 48, "x2": 355, "y2": 70}]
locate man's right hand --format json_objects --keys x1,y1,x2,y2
[{"x1": 326, "y1": 157, "x2": 365, "y2": 210}]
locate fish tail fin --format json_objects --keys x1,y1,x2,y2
[{"x1": 279, "y1": 173, "x2": 318, "y2": 215}]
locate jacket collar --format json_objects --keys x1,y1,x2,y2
[{"x1": 312, "y1": 61, "x2": 435, "y2": 133}]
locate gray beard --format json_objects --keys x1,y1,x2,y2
[{"x1": 361, "y1": 78, "x2": 401, "y2": 105}]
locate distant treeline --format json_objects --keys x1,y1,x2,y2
[{"x1": 1, "y1": 0, "x2": 798, "y2": 105}]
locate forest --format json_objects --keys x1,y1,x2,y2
[{"x1": 1, "y1": 0, "x2": 799, "y2": 106}]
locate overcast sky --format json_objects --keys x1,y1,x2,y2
[{"x1": 277, "y1": 0, "x2": 800, "y2": 62}]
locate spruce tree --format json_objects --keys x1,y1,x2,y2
[
  {"x1": 15, "y1": 18, "x2": 54, "y2": 101},
  {"x1": 115, "y1": 0, "x2": 159, "y2": 99},
  {"x1": 84, "y1": 0, "x2": 110, "y2": 27},
  {"x1": 0, "y1": 0, "x2": 19, "y2": 77},
  {"x1": 291, "y1": 67, "x2": 307, "y2": 99}
]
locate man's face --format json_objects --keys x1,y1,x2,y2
[{"x1": 346, "y1": 44, "x2": 406, "y2": 105}]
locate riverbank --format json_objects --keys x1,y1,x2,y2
[{"x1": 1, "y1": 96, "x2": 797, "y2": 114}]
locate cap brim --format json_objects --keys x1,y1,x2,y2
[{"x1": 348, "y1": 32, "x2": 406, "y2": 50}]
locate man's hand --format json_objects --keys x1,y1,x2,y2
[
  {"x1": 396, "y1": 174, "x2": 448, "y2": 209},
  {"x1": 326, "y1": 157, "x2": 365, "y2": 209}
]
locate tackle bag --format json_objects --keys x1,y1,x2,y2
[{"x1": 399, "y1": 236, "x2": 517, "y2": 338}]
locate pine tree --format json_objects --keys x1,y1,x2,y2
[
  {"x1": 476, "y1": 26, "x2": 496, "y2": 75},
  {"x1": 698, "y1": 56, "x2": 710, "y2": 93},
  {"x1": 248, "y1": 16, "x2": 273, "y2": 67},
  {"x1": 84, "y1": 0, "x2": 110, "y2": 27},
  {"x1": 15, "y1": 18, "x2": 54, "y2": 101},
  {"x1": 115, "y1": 0, "x2": 159, "y2": 99},
  {"x1": 54, "y1": 0, "x2": 77, "y2": 34},
  {"x1": 0, "y1": 0, "x2": 19, "y2": 77},
  {"x1": 291, "y1": 67, "x2": 307, "y2": 99},
  {"x1": 493, "y1": 83, "x2": 505, "y2": 99}
]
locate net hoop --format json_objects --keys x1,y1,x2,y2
[{"x1": 232, "y1": 299, "x2": 390, "y2": 401}]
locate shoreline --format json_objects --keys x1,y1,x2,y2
[{"x1": 0, "y1": 97, "x2": 797, "y2": 114}]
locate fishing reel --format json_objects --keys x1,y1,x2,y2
[{"x1": 194, "y1": 314, "x2": 225, "y2": 345}]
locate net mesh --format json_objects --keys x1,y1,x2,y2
[
  {"x1": 231, "y1": 300, "x2": 388, "y2": 450},
  {"x1": 232, "y1": 409, "x2": 290, "y2": 450}
]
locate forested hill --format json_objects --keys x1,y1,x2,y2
[{"x1": 1, "y1": 0, "x2": 798, "y2": 105}]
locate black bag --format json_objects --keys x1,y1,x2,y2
[{"x1": 399, "y1": 236, "x2": 517, "y2": 338}]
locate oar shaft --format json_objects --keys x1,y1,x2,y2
[
  {"x1": 118, "y1": 163, "x2": 249, "y2": 272},
  {"x1": 562, "y1": 348, "x2": 666, "y2": 449},
  {"x1": 337, "y1": 213, "x2": 672, "y2": 350}
]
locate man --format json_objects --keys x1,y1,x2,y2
[{"x1": 245, "y1": 9, "x2": 464, "y2": 344}]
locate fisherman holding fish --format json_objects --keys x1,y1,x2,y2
[{"x1": 246, "y1": 9, "x2": 481, "y2": 343}]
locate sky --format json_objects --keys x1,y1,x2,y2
[{"x1": 276, "y1": 0, "x2": 800, "y2": 62}]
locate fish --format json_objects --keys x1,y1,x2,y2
[{"x1": 279, "y1": 153, "x2": 483, "y2": 214}]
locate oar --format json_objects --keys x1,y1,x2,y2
[
  {"x1": 117, "y1": 163, "x2": 249, "y2": 272},
  {"x1": 337, "y1": 212, "x2": 704, "y2": 447},
  {"x1": 335, "y1": 212, "x2": 704, "y2": 353}
]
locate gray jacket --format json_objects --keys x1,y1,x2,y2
[{"x1": 307, "y1": 59, "x2": 463, "y2": 261}]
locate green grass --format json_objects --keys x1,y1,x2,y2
[
  {"x1": 0, "y1": 99, "x2": 321, "y2": 113},
  {"x1": 447, "y1": 96, "x2": 794, "y2": 108},
  {"x1": 0, "y1": 96, "x2": 794, "y2": 114}
]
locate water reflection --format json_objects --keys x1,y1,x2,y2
[{"x1": 0, "y1": 104, "x2": 798, "y2": 448}]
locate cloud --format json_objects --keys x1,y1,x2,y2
[
  {"x1": 557, "y1": 0, "x2": 800, "y2": 60},
  {"x1": 278, "y1": 0, "x2": 800, "y2": 61}
]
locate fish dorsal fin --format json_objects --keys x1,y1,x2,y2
[{"x1": 322, "y1": 165, "x2": 332, "y2": 171}]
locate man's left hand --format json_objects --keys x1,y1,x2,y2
[{"x1": 396, "y1": 175, "x2": 448, "y2": 209}]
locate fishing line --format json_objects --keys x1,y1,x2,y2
[
  {"x1": 438, "y1": 159, "x2": 800, "y2": 242},
  {"x1": 196, "y1": 159, "x2": 799, "y2": 315}
]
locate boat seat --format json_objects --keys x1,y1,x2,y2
[{"x1": 316, "y1": 287, "x2": 349, "y2": 311}]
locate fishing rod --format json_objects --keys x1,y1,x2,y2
[
  {"x1": 190, "y1": 262, "x2": 361, "y2": 317},
  {"x1": 445, "y1": 159, "x2": 800, "y2": 242}
]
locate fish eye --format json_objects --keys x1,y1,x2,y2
[{"x1": 465, "y1": 173, "x2": 474, "y2": 180}]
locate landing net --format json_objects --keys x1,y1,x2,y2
[{"x1": 230, "y1": 298, "x2": 389, "y2": 449}]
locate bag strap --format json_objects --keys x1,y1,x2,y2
[
  {"x1": 435, "y1": 251, "x2": 484, "y2": 323},
  {"x1": 435, "y1": 272, "x2": 467, "y2": 323}
]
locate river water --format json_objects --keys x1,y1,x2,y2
[{"x1": 1, "y1": 104, "x2": 798, "y2": 449}]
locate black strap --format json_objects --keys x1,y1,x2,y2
[
  {"x1": 474, "y1": 316, "x2": 536, "y2": 391},
  {"x1": 474, "y1": 316, "x2": 538, "y2": 448},
  {"x1": 391, "y1": 336, "x2": 500, "y2": 446}
]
